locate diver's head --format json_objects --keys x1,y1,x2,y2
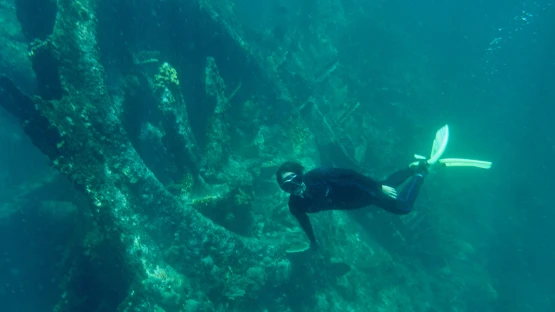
[{"x1": 276, "y1": 161, "x2": 306, "y2": 196}]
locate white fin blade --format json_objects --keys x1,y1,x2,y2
[
  {"x1": 429, "y1": 125, "x2": 449, "y2": 164},
  {"x1": 439, "y1": 158, "x2": 492, "y2": 169}
]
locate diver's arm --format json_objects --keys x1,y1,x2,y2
[
  {"x1": 290, "y1": 205, "x2": 317, "y2": 246},
  {"x1": 294, "y1": 212, "x2": 317, "y2": 246}
]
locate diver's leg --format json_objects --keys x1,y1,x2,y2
[
  {"x1": 380, "y1": 167, "x2": 414, "y2": 187},
  {"x1": 395, "y1": 171, "x2": 427, "y2": 213},
  {"x1": 380, "y1": 160, "x2": 428, "y2": 187},
  {"x1": 375, "y1": 169, "x2": 427, "y2": 214}
]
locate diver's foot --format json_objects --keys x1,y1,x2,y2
[{"x1": 409, "y1": 159, "x2": 430, "y2": 173}]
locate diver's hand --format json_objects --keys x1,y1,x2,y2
[{"x1": 381, "y1": 185, "x2": 397, "y2": 199}]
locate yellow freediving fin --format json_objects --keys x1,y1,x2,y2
[
  {"x1": 413, "y1": 124, "x2": 492, "y2": 169},
  {"x1": 428, "y1": 124, "x2": 449, "y2": 165},
  {"x1": 439, "y1": 158, "x2": 492, "y2": 169},
  {"x1": 413, "y1": 124, "x2": 450, "y2": 166}
]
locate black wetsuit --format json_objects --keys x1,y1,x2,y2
[{"x1": 288, "y1": 167, "x2": 426, "y2": 245}]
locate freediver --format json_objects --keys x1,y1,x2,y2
[{"x1": 275, "y1": 125, "x2": 491, "y2": 250}]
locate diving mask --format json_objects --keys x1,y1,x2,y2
[{"x1": 282, "y1": 174, "x2": 306, "y2": 196}]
